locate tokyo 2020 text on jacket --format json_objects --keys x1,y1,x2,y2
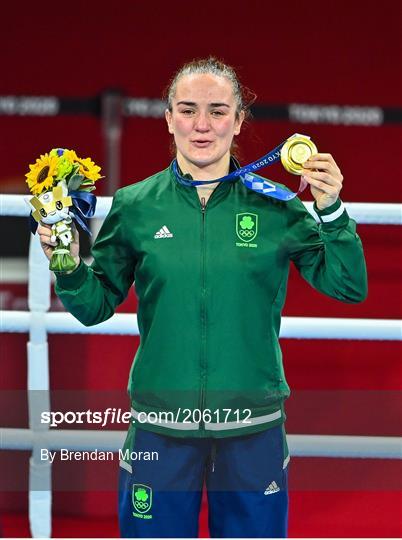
[{"x1": 55, "y1": 163, "x2": 368, "y2": 439}]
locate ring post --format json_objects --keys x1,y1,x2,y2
[{"x1": 27, "y1": 232, "x2": 52, "y2": 538}]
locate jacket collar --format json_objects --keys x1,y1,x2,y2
[
  {"x1": 169, "y1": 156, "x2": 240, "y2": 208},
  {"x1": 173, "y1": 155, "x2": 240, "y2": 179}
]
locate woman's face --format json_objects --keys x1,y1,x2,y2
[{"x1": 165, "y1": 73, "x2": 244, "y2": 169}]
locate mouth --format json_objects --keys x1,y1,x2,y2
[{"x1": 191, "y1": 140, "x2": 213, "y2": 148}]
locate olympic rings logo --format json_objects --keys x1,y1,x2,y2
[
  {"x1": 135, "y1": 501, "x2": 149, "y2": 510},
  {"x1": 239, "y1": 229, "x2": 255, "y2": 238}
]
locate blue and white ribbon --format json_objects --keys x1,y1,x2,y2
[
  {"x1": 173, "y1": 136, "x2": 307, "y2": 201},
  {"x1": 68, "y1": 190, "x2": 97, "y2": 234}
]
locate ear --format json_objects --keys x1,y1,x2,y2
[
  {"x1": 165, "y1": 108, "x2": 174, "y2": 134},
  {"x1": 234, "y1": 110, "x2": 245, "y2": 136}
]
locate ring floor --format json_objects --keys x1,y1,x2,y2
[{"x1": 1, "y1": 490, "x2": 401, "y2": 537}]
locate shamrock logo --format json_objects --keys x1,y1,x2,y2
[
  {"x1": 236, "y1": 213, "x2": 258, "y2": 242},
  {"x1": 135, "y1": 488, "x2": 148, "y2": 502},
  {"x1": 240, "y1": 215, "x2": 255, "y2": 230},
  {"x1": 132, "y1": 484, "x2": 153, "y2": 514}
]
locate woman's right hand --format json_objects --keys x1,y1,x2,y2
[{"x1": 37, "y1": 222, "x2": 80, "y2": 270}]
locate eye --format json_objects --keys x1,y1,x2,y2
[
  {"x1": 211, "y1": 110, "x2": 225, "y2": 117},
  {"x1": 40, "y1": 208, "x2": 47, "y2": 217},
  {"x1": 56, "y1": 201, "x2": 63, "y2": 210},
  {"x1": 181, "y1": 109, "x2": 195, "y2": 116}
]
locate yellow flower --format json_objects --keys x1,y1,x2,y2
[
  {"x1": 63, "y1": 149, "x2": 77, "y2": 163},
  {"x1": 25, "y1": 153, "x2": 60, "y2": 195},
  {"x1": 70, "y1": 150, "x2": 102, "y2": 182}
]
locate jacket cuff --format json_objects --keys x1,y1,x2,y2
[
  {"x1": 55, "y1": 259, "x2": 88, "y2": 290},
  {"x1": 314, "y1": 199, "x2": 348, "y2": 227}
]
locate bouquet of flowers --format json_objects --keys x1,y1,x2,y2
[{"x1": 26, "y1": 148, "x2": 102, "y2": 272}]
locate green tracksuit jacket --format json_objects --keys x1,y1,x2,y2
[{"x1": 55, "y1": 164, "x2": 367, "y2": 438}]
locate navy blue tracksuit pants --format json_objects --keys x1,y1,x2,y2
[{"x1": 118, "y1": 424, "x2": 289, "y2": 538}]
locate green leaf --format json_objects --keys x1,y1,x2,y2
[{"x1": 68, "y1": 174, "x2": 85, "y2": 191}]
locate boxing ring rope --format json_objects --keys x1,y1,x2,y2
[
  {"x1": 2, "y1": 311, "x2": 402, "y2": 340},
  {"x1": 2, "y1": 428, "x2": 401, "y2": 459},
  {"x1": 1, "y1": 193, "x2": 402, "y2": 224},
  {"x1": 1, "y1": 195, "x2": 402, "y2": 538}
]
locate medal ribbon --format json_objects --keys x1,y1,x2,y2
[
  {"x1": 172, "y1": 135, "x2": 307, "y2": 201},
  {"x1": 68, "y1": 190, "x2": 97, "y2": 234}
]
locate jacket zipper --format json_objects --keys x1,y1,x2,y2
[{"x1": 199, "y1": 196, "x2": 207, "y2": 431}]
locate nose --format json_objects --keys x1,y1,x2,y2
[{"x1": 194, "y1": 111, "x2": 210, "y2": 132}]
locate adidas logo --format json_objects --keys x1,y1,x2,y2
[
  {"x1": 264, "y1": 481, "x2": 280, "y2": 495},
  {"x1": 154, "y1": 226, "x2": 173, "y2": 239}
]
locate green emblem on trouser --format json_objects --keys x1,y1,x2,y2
[
  {"x1": 132, "y1": 484, "x2": 152, "y2": 514},
  {"x1": 236, "y1": 213, "x2": 258, "y2": 242}
]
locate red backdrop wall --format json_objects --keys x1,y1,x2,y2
[{"x1": 1, "y1": 0, "x2": 401, "y2": 537}]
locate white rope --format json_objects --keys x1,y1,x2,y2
[
  {"x1": 2, "y1": 311, "x2": 401, "y2": 340},
  {"x1": 288, "y1": 434, "x2": 402, "y2": 459},
  {"x1": 1, "y1": 428, "x2": 400, "y2": 459},
  {"x1": 1, "y1": 193, "x2": 401, "y2": 224},
  {"x1": 305, "y1": 201, "x2": 402, "y2": 225},
  {"x1": 281, "y1": 316, "x2": 402, "y2": 341}
]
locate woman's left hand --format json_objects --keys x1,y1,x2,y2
[{"x1": 301, "y1": 153, "x2": 344, "y2": 210}]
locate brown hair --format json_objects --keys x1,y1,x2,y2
[{"x1": 164, "y1": 56, "x2": 256, "y2": 156}]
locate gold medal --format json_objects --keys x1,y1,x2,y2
[{"x1": 280, "y1": 134, "x2": 318, "y2": 175}]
